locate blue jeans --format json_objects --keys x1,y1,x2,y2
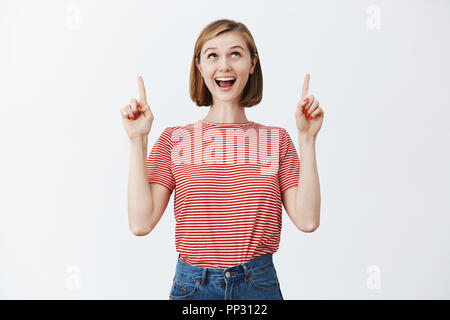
[{"x1": 169, "y1": 253, "x2": 284, "y2": 300}]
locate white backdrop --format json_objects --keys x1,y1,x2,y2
[{"x1": 1, "y1": 0, "x2": 449, "y2": 299}]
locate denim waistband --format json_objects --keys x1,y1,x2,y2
[{"x1": 174, "y1": 253, "x2": 275, "y2": 284}]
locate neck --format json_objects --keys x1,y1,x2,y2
[{"x1": 202, "y1": 101, "x2": 249, "y2": 123}]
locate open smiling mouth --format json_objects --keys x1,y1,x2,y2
[{"x1": 215, "y1": 78, "x2": 236, "y2": 90}]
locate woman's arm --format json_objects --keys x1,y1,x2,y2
[
  {"x1": 284, "y1": 73, "x2": 323, "y2": 232},
  {"x1": 294, "y1": 134, "x2": 321, "y2": 231},
  {"x1": 127, "y1": 136, "x2": 154, "y2": 236},
  {"x1": 281, "y1": 134, "x2": 321, "y2": 233}
]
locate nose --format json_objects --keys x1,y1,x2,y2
[{"x1": 218, "y1": 57, "x2": 232, "y2": 71}]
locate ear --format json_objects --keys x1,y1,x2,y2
[
  {"x1": 195, "y1": 57, "x2": 202, "y2": 74},
  {"x1": 250, "y1": 53, "x2": 258, "y2": 74}
]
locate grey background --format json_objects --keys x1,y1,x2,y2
[{"x1": 0, "y1": 0, "x2": 449, "y2": 299}]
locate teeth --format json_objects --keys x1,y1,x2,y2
[{"x1": 215, "y1": 77, "x2": 236, "y2": 81}]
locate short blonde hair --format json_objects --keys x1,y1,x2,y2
[{"x1": 190, "y1": 19, "x2": 262, "y2": 108}]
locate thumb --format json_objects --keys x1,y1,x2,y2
[{"x1": 142, "y1": 103, "x2": 153, "y2": 119}]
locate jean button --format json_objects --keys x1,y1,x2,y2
[{"x1": 225, "y1": 271, "x2": 231, "y2": 278}]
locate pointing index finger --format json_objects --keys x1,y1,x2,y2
[
  {"x1": 302, "y1": 73, "x2": 310, "y2": 99},
  {"x1": 138, "y1": 76, "x2": 147, "y2": 105}
]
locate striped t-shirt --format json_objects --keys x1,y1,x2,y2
[{"x1": 146, "y1": 120, "x2": 300, "y2": 269}]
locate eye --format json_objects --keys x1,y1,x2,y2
[{"x1": 207, "y1": 51, "x2": 241, "y2": 59}]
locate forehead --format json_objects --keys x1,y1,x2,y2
[{"x1": 202, "y1": 31, "x2": 246, "y2": 52}]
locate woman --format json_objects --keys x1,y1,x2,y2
[{"x1": 120, "y1": 19, "x2": 324, "y2": 300}]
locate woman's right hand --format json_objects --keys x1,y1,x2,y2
[{"x1": 121, "y1": 76, "x2": 154, "y2": 140}]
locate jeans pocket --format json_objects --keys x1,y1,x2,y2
[
  {"x1": 248, "y1": 264, "x2": 280, "y2": 291},
  {"x1": 169, "y1": 277, "x2": 200, "y2": 300}
]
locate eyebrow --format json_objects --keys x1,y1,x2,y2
[{"x1": 203, "y1": 45, "x2": 245, "y2": 54}]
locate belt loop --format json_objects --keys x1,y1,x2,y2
[
  {"x1": 241, "y1": 263, "x2": 249, "y2": 281},
  {"x1": 201, "y1": 267, "x2": 207, "y2": 286}
]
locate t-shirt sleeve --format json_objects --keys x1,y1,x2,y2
[
  {"x1": 146, "y1": 127, "x2": 176, "y2": 193},
  {"x1": 278, "y1": 128, "x2": 300, "y2": 193}
]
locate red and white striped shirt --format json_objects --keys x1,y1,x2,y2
[{"x1": 147, "y1": 120, "x2": 300, "y2": 268}]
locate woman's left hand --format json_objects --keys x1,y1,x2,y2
[{"x1": 295, "y1": 74, "x2": 324, "y2": 138}]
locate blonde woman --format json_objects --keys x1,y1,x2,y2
[{"x1": 121, "y1": 19, "x2": 324, "y2": 300}]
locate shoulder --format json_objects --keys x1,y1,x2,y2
[
  {"x1": 251, "y1": 122, "x2": 290, "y2": 140},
  {"x1": 164, "y1": 121, "x2": 291, "y2": 137},
  {"x1": 250, "y1": 121, "x2": 287, "y2": 133},
  {"x1": 157, "y1": 122, "x2": 199, "y2": 145},
  {"x1": 165, "y1": 121, "x2": 199, "y2": 133},
  {"x1": 158, "y1": 123, "x2": 191, "y2": 136}
]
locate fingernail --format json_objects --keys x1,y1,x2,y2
[
  {"x1": 137, "y1": 106, "x2": 142, "y2": 110},
  {"x1": 304, "y1": 98, "x2": 309, "y2": 102},
  {"x1": 132, "y1": 116, "x2": 136, "y2": 120},
  {"x1": 127, "y1": 116, "x2": 131, "y2": 120},
  {"x1": 303, "y1": 108, "x2": 307, "y2": 113},
  {"x1": 307, "y1": 113, "x2": 310, "y2": 117},
  {"x1": 309, "y1": 116, "x2": 312, "y2": 120}
]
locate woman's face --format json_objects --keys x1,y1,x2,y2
[{"x1": 196, "y1": 31, "x2": 258, "y2": 105}]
